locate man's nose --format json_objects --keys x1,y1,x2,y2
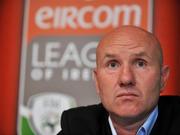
[{"x1": 118, "y1": 65, "x2": 135, "y2": 87}]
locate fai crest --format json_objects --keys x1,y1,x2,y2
[{"x1": 19, "y1": 93, "x2": 76, "y2": 135}]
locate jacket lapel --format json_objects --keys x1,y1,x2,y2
[{"x1": 99, "y1": 105, "x2": 112, "y2": 135}]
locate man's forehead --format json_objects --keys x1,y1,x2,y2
[
  {"x1": 97, "y1": 26, "x2": 158, "y2": 49},
  {"x1": 96, "y1": 26, "x2": 163, "y2": 65},
  {"x1": 99, "y1": 41, "x2": 151, "y2": 55}
]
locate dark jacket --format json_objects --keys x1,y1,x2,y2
[{"x1": 57, "y1": 96, "x2": 180, "y2": 135}]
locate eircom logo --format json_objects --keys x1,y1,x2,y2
[
  {"x1": 35, "y1": 5, "x2": 141, "y2": 30},
  {"x1": 27, "y1": 0, "x2": 152, "y2": 40}
]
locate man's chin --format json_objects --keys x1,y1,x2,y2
[{"x1": 112, "y1": 107, "x2": 142, "y2": 119}]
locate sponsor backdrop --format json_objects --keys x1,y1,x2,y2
[
  {"x1": 18, "y1": 0, "x2": 153, "y2": 135},
  {"x1": 0, "y1": 0, "x2": 179, "y2": 134}
]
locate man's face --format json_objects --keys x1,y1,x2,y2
[{"x1": 94, "y1": 28, "x2": 169, "y2": 122}]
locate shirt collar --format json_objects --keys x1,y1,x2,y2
[
  {"x1": 108, "y1": 116, "x2": 117, "y2": 135},
  {"x1": 108, "y1": 106, "x2": 158, "y2": 135},
  {"x1": 137, "y1": 106, "x2": 158, "y2": 135}
]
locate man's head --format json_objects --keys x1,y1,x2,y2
[{"x1": 93, "y1": 26, "x2": 169, "y2": 124}]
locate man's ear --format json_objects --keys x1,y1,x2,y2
[
  {"x1": 160, "y1": 65, "x2": 170, "y2": 92},
  {"x1": 93, "y1": 69, "x2": 100, "y2": 94}
]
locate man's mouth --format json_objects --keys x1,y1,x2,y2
[{"x1": 116, "y1": 92, "x2": 138, "y2": 99}]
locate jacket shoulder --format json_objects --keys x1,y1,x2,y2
[
  {"x1": 151, "y1": 96, "x2": 180, "y2": 135},
  {"x1": 65, "y1": 103, "x2": 105, "y2": 114},
  {"x1": 60, "y1": 104, "x2": 108, "y2": 135},
  {"x1": 159, "y1": 96, "x2": 180, "y2": 112},
  {"x1": 63, "y1": 104, "x2": 106, "y2": 121}
]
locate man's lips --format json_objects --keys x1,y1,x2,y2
[{"x1": 116, "y1": 92, "x2": 139, "y2": 98}]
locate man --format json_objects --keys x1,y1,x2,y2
[{"x1": 57, "y1": 26, "x2": 180, "y2": 135}]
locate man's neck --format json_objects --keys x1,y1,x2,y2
[
  {"x1": 109, "y1": 113, "x2": 148, "y2": 135},
  {"x1": 113, "y1": 120, "x2": 144, "y2": 135}
]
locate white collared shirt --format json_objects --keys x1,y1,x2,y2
[{"x1": 108, "y1": 106, "x2": 158, "y2": 135}]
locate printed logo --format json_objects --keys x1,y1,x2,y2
[{"x1": 20, "y1": 93, "x2": 76, "y2": 135}]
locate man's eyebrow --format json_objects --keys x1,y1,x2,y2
[
  {"x1": 133, "y1": 52, "x2": 152, "y2": 59},
  {"x1": 104, "y1": 53, "x2": 116, "y2": 58},
  {"x1": 102, "y1": 53, "x2": 117, "y2": 60}
]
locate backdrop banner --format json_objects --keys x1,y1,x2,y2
[{"x1": 17, "y1": 0, "x2": 153, "y2": 135}]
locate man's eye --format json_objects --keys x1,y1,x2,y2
[
  {"x1": 107, "y1": 61, "x2": 119, "y2": 69},
  {"x1": 136, "y1": 60, "x2": 147, "y2": 68}
]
